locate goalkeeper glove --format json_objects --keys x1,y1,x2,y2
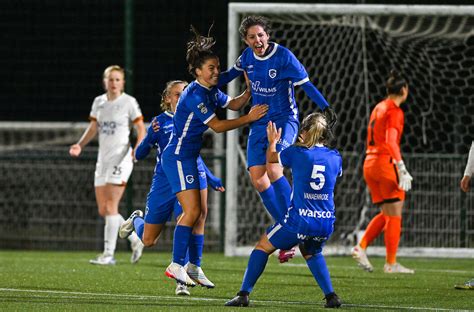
[
  {"x1": 323, "y1": 107, "x2": 337, "y2": 129},
  {"x1": 396, "y1": 160, "x2": 413, "y2": 192}
]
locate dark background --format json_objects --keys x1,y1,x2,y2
[{"x1": 1, "y1": 0, "x2": 471, "y2": 122}]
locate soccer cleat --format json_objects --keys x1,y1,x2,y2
[
  {"x1": 130, "y1": 239, "x2": 144, "y2": 264},
  {"x1": 225, "y1": 292, "x2": 249, "y2": 307},
  {"x1": 185, "y1": 263, "x2": 215, "y2": 288},
  {"x1": 383, "y1": 262, "x2": 415, "y2": 274},
  {"x1": 351, "y1": 245, "x2": 373, "y2": 272},
  {"x1": 165, "y1": 262, "x2": 196, "y2": 287},
  {"x1": 278, "y1": 247, "x2": 296, "y2": 263},
  {"x1": 454, "y1": 279, "x2": 474, "y2": 290},
  {"x1": 175, "y1": 283, "x2": 191, "y2": 296},
  {"x1": 119, "y1": 210, "x2": 143, "y2": 239},
  {"x1": 89, "y1": 253, "x2": 116, "y2": 265},
  {"x1": 324, "y1": 292, "x2": 342, "y2": 308}
]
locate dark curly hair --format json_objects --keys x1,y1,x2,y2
[
  {"x1": 186, "y1": 25, "x2": 218, "y2": 78},
  {"x1": 239, "y1": 15, "x2": 271, "y2": 39},
  {"x1": 386, "y1": 69, "x2": 408, "y2": 96}
]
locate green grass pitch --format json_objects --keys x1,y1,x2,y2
[{"x1": 0, "y1": 251, "x2": 472, "y2": 311}]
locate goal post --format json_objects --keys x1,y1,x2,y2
[{"x1": 226, "y1": 3, "x2": 474, "y2": 258}]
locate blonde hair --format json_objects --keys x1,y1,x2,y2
[
  {"x1": 103, "y1": 65, "x2": 125, "y2": 79},
  {"x1": 160, "y1": 80, "x2": 188, "y2": 112},
  {"x1": 296, "y1": 113, "x2": 329, "y2": 148}
]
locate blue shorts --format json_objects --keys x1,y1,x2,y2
[
  {"x1": 144, "y1": 165, "x2": 207, "y2": 224},
  {"x1": 247, "y1": 118, "x2": 299, "y2": 168},
  {"x1": 266, "y1": 223, "x2": 330, "y2": 255},
  {"x1": 144, "y1": 174, "x2": 176, "y2": 224},
  {"x1": 162, "y1": 154, "x2": 201, "y2": 194}
]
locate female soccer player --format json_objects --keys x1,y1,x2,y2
[
  {"x1": 219, "y1": 15, "x2": 336, "y2": 262},
  {"x1": 454, "y1": 141, "x2": 473, "y2": 290},
  {"x1": 161, "y1": 26, "x2": 268, "y2": 286},
  {"x1": 69, "y1": 65, "x2": 145, "y2": 265},
  {"x1": 225, "y1": 113, "x2": 342, "y2": 308},
  {"x1": 351, "y1": 70, "x2": 414, "y2": 274},
  {"x1": 119, "y1": 80, "x2": 224, "y2": 295}
]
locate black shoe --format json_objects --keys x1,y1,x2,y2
[
  {"x1": 324, "y1": 292, "x2": 342, "y2": 308},
  {"x1": 225, "y1": 291, "x2": 249, "y2": 307}
]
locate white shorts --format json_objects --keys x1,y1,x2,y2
[{"x1": 94, "y1": 152, "x2": 134, "y2": 187}]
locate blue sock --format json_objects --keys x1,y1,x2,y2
[
  {"x1": 306, "y1": 253, "x2": 334, "y2": 295},
  {"x1": 133, "y1": 217, "x2": 145, "y2": 241},
  {"x1": 189, "y1": 234, "x2": 204, "y2": 267},
  {"x1": 183, "y1": 250, "x2": 189, "y2": 265},
  {"x1": 173, "y1": 225, "x2": 193, "y2": 265},
  {"x1": 240, "y1": 249, "x2": 269, "y2": 293},
  {"x1": 271, "y1": 176, "x2": 292, "y2": 216},
  {"x1": 259, "y1": 185, "x2": 280, "y2": 221}
]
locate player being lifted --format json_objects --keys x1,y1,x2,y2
[
  {"x1": 225, "y1": 113, "x2": 342, "y2": 308},
  {"x1": 119, "y1": 80, "x2": 225, "y2": 295},
  {"x1": 161, "y1": 25, "x2": 268, "y2": 286},
  {"x1": 69, "y1": 65, "x2": 145, "y2": 265},
  {"x1": 351, "y1": 70, "x2": 414, "y2": 274},
  {"x1": 219, "y1": 15, "x2": 336, "y2": 262}
]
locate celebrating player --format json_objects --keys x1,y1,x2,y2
[
  {"x1": 119, "y1": 80, "x2": 225, "y2": 295},
  {"x1": 219, "y1": 15, "x2": 336, "y2": 262},
  {"x1": 161, "y1": 26, "x2": 268, "y2": 286},
  {"x1": 69, "y1": 65, "x2": 145, "y2": 265},
  {"x1": 351, "y1": 70, "x2": 414, "y2": 274},
  {"x1": 225, "y1": 113, "x2": 342, "y2": 308}
]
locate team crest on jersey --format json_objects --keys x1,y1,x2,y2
[
  {"x1": 197, "y1": 103, "x2": 208, "y2": 114},
  {"x1": 269, "y1": 69, "x2": 277, "y2": 79},
  {"x1": 186, "y1": 175, "x2": 194, "y2": 184}
]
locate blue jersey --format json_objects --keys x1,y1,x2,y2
[
  {"x1": 279, "y1": 144, "x2": 343, "y2": 236},
  {"x1": 166, "y1": 80, "x2": 230, "y2": 158},
  {"x1": 234, "y1": 43, "x2": 309, "y2": 126},
  {"x1": 135, "y1": 111, "x2": 222, "y2": 190},
  {"x1": 135, "y1": 111, "x2": 174, "y2": 173}
]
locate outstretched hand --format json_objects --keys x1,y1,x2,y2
[
  {"x1": 248, "y1": 104, "x2": 268, "y2": 122},
  {"x1": 266, "y1": 121, "x2": 282, "y2": 145}
]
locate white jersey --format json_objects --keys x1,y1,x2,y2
[{"x1": 90, "y1": 93, "x2": 143, "y2": 164}]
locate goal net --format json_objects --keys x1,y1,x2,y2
[{"x1": 226, "y1": 4, "x2": 474, "y2": 257}]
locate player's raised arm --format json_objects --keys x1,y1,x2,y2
[
  {"x1": 206, "y1": 104, "x2": 268, "y2": 133},
  {"x1": 226, "y1": 71, "x2": 252, "y2": 111},
  {"x1": 135, "y1": 118, "x2": 158, "y2": 161},
  {"x1": 266, "y1": 121, "x2": 282, "y2": 164}
]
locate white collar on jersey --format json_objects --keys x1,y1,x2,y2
[
  {"x1": 253, "y1": 42, "x2": 279, "y2": 61},
  {"x1": 195, "y1": 80, "x2": 212, "y2": 91},
  {"x1": 164, "y1": 111, "x2": 174, "y2": 118}
]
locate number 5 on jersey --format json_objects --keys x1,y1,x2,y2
[{"x1": 310, "y1": 165, "x2": 326, "y2": 190}]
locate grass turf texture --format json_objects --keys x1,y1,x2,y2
[{"x1": 0, "y1": 251, "x2": 472, "y2": 311}]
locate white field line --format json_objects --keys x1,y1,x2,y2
[
  {"x1": 283, "y1": 263, "x2": 474, "y2": 274},
  {"x1": 0, "y1": 288, "x2": 472, "y2": 312}
]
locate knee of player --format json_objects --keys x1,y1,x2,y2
[
  {"x1": 199, "y1": 209, "x2": 208, "y2": 220},
  {"x1": 266, "y1": 165, "x2": 283, "y2": 182},
  {"x1": 251, "y1": 176, "x2": 270, "y2": 192},
  {"x1": 142, "y1": 237, "x2": 156, "y2": 247}
]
